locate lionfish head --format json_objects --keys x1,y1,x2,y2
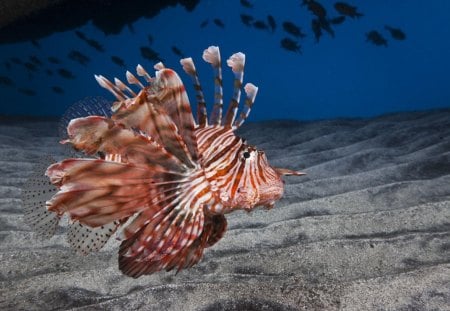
[{"x1": 229, "y1": 143, "x2": 305, "y2": 211}]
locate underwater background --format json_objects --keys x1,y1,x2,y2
[
  {"x1": 2, "y1": 1, "x2": 450, "y2": 310},
  {"x1": 0, "y1": 0, "x2": 449, "y2": 121}
]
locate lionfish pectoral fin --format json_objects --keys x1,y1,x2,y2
[
  {"x1": 21, "y1": 156, "x2": 60, "y2": 239},
  {"x1": 117, "y1": 174, "x2": 222, "y2": 277},
  {"x1": 274, "y1": 167, "x2": 306, "y2": 176},
  {"x1": 118, "y1": 199, "x2": 206, "y2": 277},
  {"x1": 45, "y1": 158, "x2": 181, "y2": 227},
  {"x1": 205, "y1": 214, "x2": 227, "y2": 248}
]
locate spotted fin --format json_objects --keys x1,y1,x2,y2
[
  {"x1": 67, "y1": 220, "x2": 120, "y2": 255},
  {"x1": 21, "y1": 156, "x2": 60, "y2": 238}
]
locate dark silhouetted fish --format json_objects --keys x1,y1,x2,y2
[
  {"x1": 171, "y1": 46, "x2": 185, "y2": 58},
  {"x1": 31, "y1": 39, "x2": 40, "y2": 49},
  {"x1": 334, "y1": 2, "x2": 363, "y2": 18},
  {"x1": 10, "y1": 57, "x2": 22, "y2": 65},
  {"x1": 318, "y1": 18, "x2": 335, "y2": 38},
  {"x1": 147, "y1": 34, "x2": 154, "y2": 45},
  {"x1": 213, "y1": 18, "x2": 225, "y2": 28},
  {"x1": 282, "y1": 21, "x2": 306, "y2": 38},
  {"x1": 52, "y1": 86, "x2": 64, "y2": 94},
  {"x1": 0, "y1": 75, "x2": 14, "y2": 86},
  {"x1": 29, "y1": 55, "x2": 43, "y2": 66},
  {"x1": 58, "y1": 68, "x2": 76, "y2": 79},
  {"x1": 385, "y1": 26, "x2": 406, "y2": 40},
  {"x1": 267, "y1": 15, "x2": 276, "y2": 32},
  {"x1": 253, "y1": 20, "x2": 269, "y2": 31},
  {"x1": 48, "y1": 56, "x2": 61, "y2": 64},
  {"x1": 200, "y1": 19, "x2": 208, "y2": 28},
  {"x1": 111, "y1": 56, "x2": 126, "y2": 68},
  {"x1": 86, "y1": 39, "x2": 104, "y2": 52},
  {"x1": 366, "y1": 30, "x2": 388, "y2": 47},
  {"x1": 281, "y1": 38, "x2": 302, "y2": 54},
  {"x1": 18, "y1": 88, "x2": 36, "y2": 96},
  {"x1": 311, "y1": 19, "x2": 323, "y2": 42},
  {"x1": 75, "y1": 30, "x2": 87, "y2": 40},
  {"x1": 240, "y1": 14, "x2": 254, "y2": 27},
  {"x1": 68, "y1": 50, "x2": 90, "y2": 66},
  {"x1": 240, "y1": 0, "x2": 253, "y2": 8},
  {"x1": 303, "y1": 0, "x2": 327, "y2": 19},
  {"x1": 330, "y1": 16, "x2": 346, "y2": 25},
  {"x1": 140, "y1": 46, "x2": 161, "y2": 63},
  {"x1": 46, "y1": 69, "x2": 53, "y2": 76},
  {"x1": 24, "y1": 62, "x2": 38, "y2": 72}
]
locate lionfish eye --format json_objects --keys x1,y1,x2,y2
[{"x1": 243, "y1": 151, "x2": 251, "y2": 159}]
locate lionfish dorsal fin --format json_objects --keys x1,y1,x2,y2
[
  {"x1": 94, "y1": 75, "x2": 128, "y2": 101},
  {"x1": 234, "y1": 82, "x2": 258, "y2": 128},
  {"x1": 223, "y1": 52, "x2": 245, "y2": 127},
  {"x1": 180, "y1": 57, "x2": 208, "y2": 127},
  {"x1": 150, "y1": 68, "x2": 199, "y2": 164},
  {"x1": 202, "y1": 46, "x2": 223, "y2": 126}
]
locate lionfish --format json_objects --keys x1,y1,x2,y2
[{"x1": 22, "y1": 46, "x2": 304, "y2": 278}]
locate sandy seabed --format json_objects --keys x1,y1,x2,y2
[{"x1": 1, "y1": 108, "x2": 450, "y2": 310}]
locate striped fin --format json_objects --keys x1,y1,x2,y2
[
  {"x1": 67, "y1": 220, "x2": 120, "y2": 255},
  {"x1": 45, "y1": 158, "x2": 185, "y2": 227},
  {"x1": 126, "y1": 71, "x2": 144, "y2": 89},
  {"x1": 223, "y1": 52, "x2": 245, "y2": 127},
  {"x1": 202, "y1": 46, "x2": 223, "y2": 125},
  {"x1": 94, "y1": 75, "x2": 128, "y2": 101},
  {"x1": 166, "y1": 214, "x2": 227, "y2": 271},
  {"x1": 234, "y1": 83, "x2": 258, "y2": 128},
  {"x1": 21, "y1": 156, "x2": 60, "y2": 238},
  {"x1": 63, "y1": 116, "x2": 187, "y2": 173},
  {"x1": 205, "y1": 214, "x2": 227, "y2": 247},
  {"x1": 114, "y1": 78, "x2": 137, "y2": 97},
  {"x1": 180, "y1": 57, "x2": 208, "y2": 127},
  {"x1": 118, "y1": 172, "x2": 213, "y2": 277},
  {"x1": 136, "y1": 64, "x2": 152, "y2": 82},
  {"x1": 111, "y1": 93, "x2": 196, "y2": 168},
  {"x1": 151, "y1": 68, "x2": 199, "y2": 163},
  {"x1": 58, "y1": 96, "x2": 112, "y2": 157}
]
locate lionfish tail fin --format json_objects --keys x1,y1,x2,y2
[{"x1": 202, "y1": 46, "x2": 223, "y2": 125}]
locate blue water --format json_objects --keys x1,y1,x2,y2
[{"x1": 0, "y1": 0, "x2": 449, "y2": 121}]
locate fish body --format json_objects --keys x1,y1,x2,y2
[
  {"x1": 23, "y1": 46, "x2": 303, "y2": 278},
  {"x1": 366, "y1": 30, "x2": 388, "y2": 47},
  {"x1": 334, "y1": 2, "x2": 363, "y2": 18},
  {"x1": 385, "y1": 25, "x2": 406, "y2": 40}
]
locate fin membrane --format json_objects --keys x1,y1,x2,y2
[
  {"x1": 21, "y1": 156, "x2": 60, "y2": 238},
  {"x1": 67, "y1": 220, "x2": 120, "y2": 255}
]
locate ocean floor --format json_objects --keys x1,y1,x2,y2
[{"x1": 1, "y1": 108, "x2": 450, "y2": 310}]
